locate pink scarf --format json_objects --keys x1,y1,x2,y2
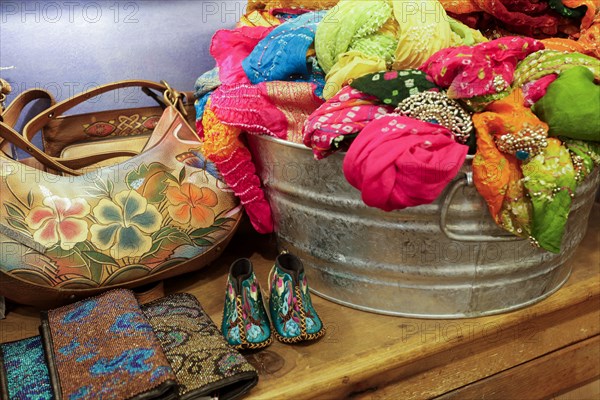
[
  {"x1": 210, "y1": 83, "x2": 288, "y2": 138},
  {"x1": 522, "y1": 74, "x2": 558, "y2": 107},
  {"x1": 303, "y1": 86, "x2": 392, "y2": 159},
  {"x1": 343, "y1": 115, "x2": 469, "y2": 211},
  {"x1": 210, "y1": 26, "x2": 275, "y2": 85},
  {"x1": 420, "y1": 36, "x2": 544, "y2": 99}
]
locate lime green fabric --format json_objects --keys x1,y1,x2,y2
[
  {"x1": 522, "y1": 138, "x2": 577, "y2": 253},
  {"x1": 532, "y1": 66, "x2": 600, "y2": 142},
  {"x1": 315, "y1": 0, "x2": 392, "y2": 73},
  {"x1": 349, "y1": 33, "x2": 398, "y2": 67},
  {"x1": 323, "y1": 51, "x2": 387, "y2": 99},
  {"x1": 448, "y1": 17, "x2": 488, "y2": 46},
  {"x1": 564, "y1": 139, "x2": 600, "y2": 181},
  {"x1": 513, "y1": 50, "x2": 600, "y2": 87}
]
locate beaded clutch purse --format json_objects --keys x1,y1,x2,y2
[
  {"x1": 0, "y1": 336, "x2": 53, "y2": 400},
  {"x1": 40, "y1": 289, "x2": 177, "y2": 400},
  {"x1": 141, "y1": 293, "x2": 258, "y2": 400}
]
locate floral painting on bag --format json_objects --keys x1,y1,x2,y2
[{"x1": 0, "y1": 120, "x2": 242, "y2": 288}]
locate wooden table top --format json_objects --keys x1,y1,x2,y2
[{"x1": 2, "y1": 206, "x2": 599, "y2": 399}]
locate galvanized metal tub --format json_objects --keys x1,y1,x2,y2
[{"x1": 247, "y1": 134, "x2": 600, "y2": 318}]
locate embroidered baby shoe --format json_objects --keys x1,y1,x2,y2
[
  {"x1": 269, "y1": 253, "x2": 325, "y2": 343},
  {"x1": 221, "y1": 258, "x2": 272, "y2": 350}
]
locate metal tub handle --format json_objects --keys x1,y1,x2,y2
[{"x1": 440, "y1": 172, "x2": 523, "y2": 242}]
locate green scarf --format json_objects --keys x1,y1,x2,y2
[
  {"x1": 563, "y1": 139, "x2": 600, "y2": 182},
  {"x1": 315, "y1": 0, "x2": 392, "y2": 73},
  {"x1": 349, "y1": 69, "x2": 437, "y2": 106},
  {"x1": 532, "y1": 66, "x2": 600, "y2": 142},
  {"x1": 513, "y1": 50, "x2": 600, "y2": 87},
  {"x1": 522, "y1": 138, "x2": 577, "y2": 253}
]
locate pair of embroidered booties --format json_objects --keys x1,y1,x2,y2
[{"x1": 221, "y1": 253, "x2": 325, "y2": 350}]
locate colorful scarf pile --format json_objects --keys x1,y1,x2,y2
[
  {"x1": 198, "y1": 11, "x2": 332, "y2": 232},
  {"x1": 193, "y1": 1, "x2": 600, "y2": 249}
]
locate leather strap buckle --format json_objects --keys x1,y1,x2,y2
[
  {"x1": 161, "y1": 80, "x2": 188, "y2": 118},
  {"x1": 0, "y1": 78, "x2": 11, "y2": 111}
]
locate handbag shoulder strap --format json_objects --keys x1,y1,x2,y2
[
  {"x1": 23, "y1": 80, "x2": 194, "y2": 171},
  {"x1": 1, "y1": 88, "x2": 55, "y2": 128},
  {"x1": 0, "y1": 120, "x2": 84, "y2": 175},
  {"x1": 1, "y1": 80, "x2": 191, "y2": 175},
  {"x1": 0, "y1": 88, "x2": 53, "y2": 156},
  {"x1": 22, "y1": 80, "x2": 187, "y2": 142},
  {"x1": 0, "y1": 89, "x2": 86, "y2": 175}
]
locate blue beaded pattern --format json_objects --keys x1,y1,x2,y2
[
  {"x1": 1, "y1": 336, "x2": 53, "y2": 400},
  {"x1": 45, "y1": 289, "x2": 176, "y2": 399}
]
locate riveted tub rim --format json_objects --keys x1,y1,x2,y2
[{"x1": 249, "y1": 133, "x2": 477, "y2": 161}]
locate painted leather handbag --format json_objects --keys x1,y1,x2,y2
[{"x1": 0, "y1": 81, "x2": 243, "y2": 307}]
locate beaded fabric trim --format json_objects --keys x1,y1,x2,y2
[
  {"x1": 40, "y1": 289, "x2": 177, "y2": 400},
  {"x1": 494, "y1": 126, "x2": 548, "y2": 160},
  {"x1": 396, "y1": 91, "x2": 473, "y2": 144},
  {"x1": 141, "y1": 293, "x2": 258, "y2": 400},
  {"x1": 0, "y1": 336, "x2": 53, "y2": 400}
]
